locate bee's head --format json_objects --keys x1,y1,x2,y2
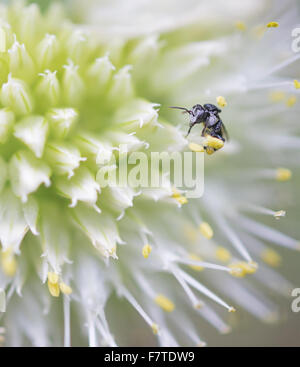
[
  {"x1": 190, "y1": 104, "x2": 206, "y2": 123},
  {"x1": 203, "y1": 103, "x2": 221, "y2": 114}
]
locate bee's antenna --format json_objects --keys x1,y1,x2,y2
[{"x1": 169, "y1": 106, "x2": 191, "y2": 114}]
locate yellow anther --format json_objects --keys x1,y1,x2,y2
[
  {"x1": 108, "y1": 246, "x2": 117, "y2": 257},
  {"x1": 286, "y1": 95, "x2": 296, "y2": 107},
  {"x1": 229, "y1": 261, "x2": 258, "y2": 277},
  {"x1": 205, "y1": 147, "x2": 215, "y2": 155},
  {"x1": 294, "y1": 79, "x2": 300, "y2": 89},
  {"x1": 47, "y1": 272, "x2": 60, "y2": 297},
  {"x1": 142, "y1": 244, "x2": 152, "y2": 259},
  {"x1": 215, "y1": 246, "x2": 231, "y2": 262},
  {"x1": 216, "y1": 96, "x2": 227, "y2": 108},
  {"x1": 235, "y1": 21, "x2": 246, "y2": 31},
  {"x1": 151, "y1": 323, "x2": 159, "y2": 335},
  {"x1": 1, "y1": 250, "x2": 17, "y2": 277},
  {"x1": 267, "y1": 21, "x2": 279, "y2": 28},
  {"x1": 172, "y1": 188, "x2": 188, "y2": 205},
  {"x1": 59, "y1": 282, "x2": 73, "y2": 295},
  {"x1": 228, "y1": 307, "x2": 236, "y2": 313},
  {"x1": 204, "y1": 135, "x2": 224, "y2": 152},
  {"x1": 194, "y1": 301, "x2": 203, "y2": 309},
  {"x1": 48, "y1": 272, "x2": 59, "y2": 284},
  {"x1": 176, "y1": 196, "x2": 188, "y2": 205},
  {"x1": 276, "y1": 168, "x2": 292, "y2": 181},
  {"x1": 269, "y1": 91, "x2": 286, "y2": 102},
  {"x1": 199, "y1": 222, "x2": 213, "y2": 239},
  {"x1": 261, "y1": 248, "x2": 281, "y2": 267},
  {"x1": 48, "y1": 280, "x2": 60, "y2": 297},
  {"x1": 273, "y1": 210, "x2": 286, "y2": 219},
  {"x1": 188, "y1": 253, "x2": 204, "y2": 271},
  {"x1": 155, "y1": 294, "x2": 175, "y2": 312},
  {"x1": 171, "y1": 187, "x2": 181, "y2": 198},
  {"x1": 188, "y1": 142, "x2": 204, "y2": 152}
]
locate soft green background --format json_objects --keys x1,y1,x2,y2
[{"x1": 1, "y1": 0, "x2": 300, "y2": 347}]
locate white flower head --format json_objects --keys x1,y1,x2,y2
[{"x1": 0, "y1": 0, "x2": 299, "y2": 347}]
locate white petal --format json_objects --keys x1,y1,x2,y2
[
  {"x1": 47, "y1": 108, "x2": 78, "y2": 139},
  {"x1": 39, "y1": 202, "x2": 70, "y2": 274},
  {"x1": 44, "y1": 142, "x2": 85, "y2": 178},
  {"x1": 14, "y1": 115, "x2": 48, "y2": 158},
  {"x1": 72, "y1": 204, "x2": 122, "y2": 258},
  {"x1": 9, "y1": 150, "x2": 51, "y2": 203},
  {"x1": 22, "y1": 196, "x2": 39, "y2": 235},
  {"x1": 0, "y1": 188, "x2": 28, "y2": 252},
  {"x1": 1, "y1": 75, "x2": 33, "y2": 116},
  {"x1": 55, "y1": 166, "x2": 100, "y2": 209}
]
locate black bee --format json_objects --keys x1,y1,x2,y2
[{"x1": 170, "y1": 103, "x2": 228, "y2": 142}]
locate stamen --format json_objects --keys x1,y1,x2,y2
[
  {"x1": 273, "y1": 210, "x2": 286, "y2": 219},
  {"x1": 172, "y1": 188, "x2": 188, "y2": 205},
  {"x1": 264, "y1": 54, "x2": 300, "y2": 77},
  {"x1": 151, "y1": 323, "x2": 159, "y2": 335},
  {"x1": 255, "y1": 265, "x2": 294, "y2": 296},
  {"x1": 175, "y1": 268, "x2": 235, "y2": 312},
  {"x1": 294, "y1": 80, "x2": 300, "y2": 89},
  {"x1": 229, "y1": 261, "x2": 258, "y2": 277},
  {"x1": 216, "y1": 96, "x2": 227, "y2": 107},
  {"x1": 171, "y1": 267, "x2": 203, "y2": 309},
  {"x1": 188, "y1": 254, "x2": 204, "y2": 271},
  {"x1": 199, "y1": 222, "x2": 214, "y2": 239},
  {"x1": 47, "y1": 272, "x2": 60, "y2": 297},
  {"x1": 241, "y1": 203, "x2": 286, "y2": 219},
  {"x1": 87, "y1": 312, "x2": 97, "y2": 347},
  {"x1": 142, "y1": 244, "x2": 152, "y2": 259},
  {"x1": 154, "y1": 294, "x2": 175, "y2": 312},
  {"x1": 121, "y1": 287, "x2": 159, "y2": 334},
  {"x1": 97, "y1": 310, "x2": 118, "y2": 347},
  {"x1": 176, "y1": 256, "x2": 231, "y2": 272},
  {"x1": 238, "y1": 215, "x2": 300, "y2": 251},
  {"x1": 266, "y1": 21, "x2": 279, "y2": 28},
  {"x1": 286, "y1": 95, "x2": 296, "y2": 107},
  {"x1": 215, "y1": 216, "x2": 252, "y2": 262},
  {"x1": 63, "y1": 295, "x2": 71, "y2": 347},
  {"x1": 60, "y1": 282, "x2": 73, "y2": 295},
  {"x1": 199, "y1": 306, "x2": 231, "y2": 334},
  {"x1": 260, "y1": 248, "x2": 281, "y2": 267},
  {"x1": 215, "y1": 246, "x2": 231, "y2": 262},
  {"x1": 276, "y1": 168, "x2": 292, "y2": 181},
  {"x1": 212, "y1": 277, "x2": 278, "y2": 322}
]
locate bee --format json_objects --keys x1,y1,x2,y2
[{"x1": 170, "y1": 103, "x2": 229, "y2": 153}]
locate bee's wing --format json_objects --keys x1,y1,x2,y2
[{"x1": 221, "y1": 123, "x2": 229, "y2": 141}]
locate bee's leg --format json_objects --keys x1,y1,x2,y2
[
  {"x1": 210, "y1": 121, "x2": 225, "y2": 141},
  {"x1": 186, "y1": 122, "x2": 195, "y2": 137}
]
